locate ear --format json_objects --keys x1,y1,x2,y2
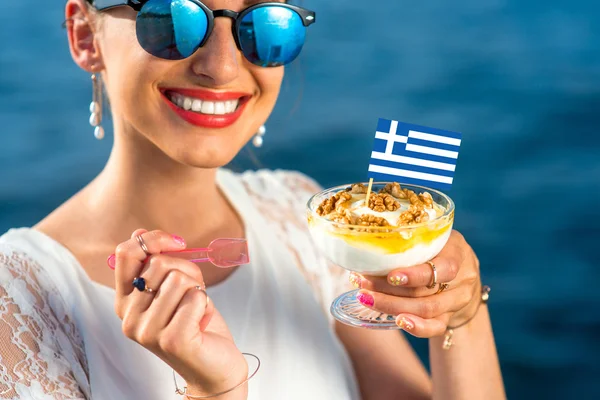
[{"x1": 66, "y1": 0, "x2": 104, "y2": 73}]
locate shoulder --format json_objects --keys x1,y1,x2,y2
[
  {"x1": 0, "y1": 229, "x2": 70, "y2": 307},
  {"x1": 0, "y1": 230, "x2": 91, "y2": 397},
  {"x1": 0, "y1": 228, "x2": 80, "y2": 322},
  {"x1": 0, "y1": 229, "x2": 48, "y2": 287},
  {"x1": 0, "y1": 228, "x2": 65, "y2": 280}
]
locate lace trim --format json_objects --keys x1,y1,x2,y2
[{"x1": 0, "y1": 246, "x2": 90, "y2": 399}]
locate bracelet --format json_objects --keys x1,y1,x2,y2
[
  {"x1": 173, "y1": 353, "x2": 261, "y2": 399},
  {"x1": 442, "y1": 285, "x2": 490, "y2": 350}
]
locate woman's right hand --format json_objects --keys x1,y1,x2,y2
[{"x1": 112, "y1": 229, "x2": 248, "y2": 397}]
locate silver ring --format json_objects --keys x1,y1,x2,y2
[
  {"x1": 195, "y1": 285, "x2": 210, "y2": 306},
  {"x1": 135, "y1": 234, "x2": 151, "y2": 256},
  {"x1": 426, "y1": 260, "x2": 437, "y2": 289}
]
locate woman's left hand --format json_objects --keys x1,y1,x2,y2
[{"x1": 350, "y1": 230, "x2": 482, "y2": 338}]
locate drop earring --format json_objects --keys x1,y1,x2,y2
[
  {"x1": 89, "y1": 73, "x2": 104, "y2": 140},
  {"x1": 252, "y1": 125, "x2": 266, "y2": 148}
]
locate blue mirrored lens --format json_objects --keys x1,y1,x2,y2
[
  {"x1": 137, "y1": 0, "x2": 208, "y2": 60},
  {"x1": 239, "y1": 6, "x2": 306, "y2": 67}
]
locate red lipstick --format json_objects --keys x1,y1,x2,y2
[{"x1": 160, "y1": 88, "x2": 251, "y2": 128}]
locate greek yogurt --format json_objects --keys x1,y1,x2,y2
[{"x1": 307, "y1": 183, "x2": 454, "y2": 276}]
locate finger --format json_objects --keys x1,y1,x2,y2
[
  {"x1": 353, "y1": 272, "x2": 445, "y2": 298},
  {"x1": 130, "y1": 228, "x2": 148, "y2": 240},
  {"x1": 385, "y1": 247, "x2": 463, "y2": 288},
  {"x1": 114, "y1": 230, "x2": 187, "y2": 298},
  {"x1": 395, "y1": 313, "x2": 451, "y2": 338},
  {"x1": 144, "y1": 269, "x2": 200, "y2": 330},
  {"x1": 167, "y1": 286, "x2": 212, "y2": 344},
  {"x1": 126, "y1": 254, "x2": 205, "y2": 315},
  {"x1": 199, "y1": 292, "x2": 215, "y2": 332},
  {"x1": 356, "y1": 286, "x2": 471, "y2": 319}
]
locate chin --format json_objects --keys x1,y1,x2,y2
[{"x1": 169, "y1": 141, "x2": 245, "y2": 170}]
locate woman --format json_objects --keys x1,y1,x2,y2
[{"x1": 0, "y1": 0, "x2": 505, "y2": 398}]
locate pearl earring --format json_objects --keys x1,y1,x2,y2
[
  {"x1": 252, "y1": 125, "x2": 266, "y2": 148},
  {"x1": 89, "y1": 73, "x2": 104, "y2": 140}
]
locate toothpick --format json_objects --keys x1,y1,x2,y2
[{"x1": 364, "y1": 178, "x2": 374, "y2": 206}]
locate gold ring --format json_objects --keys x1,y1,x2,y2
[
  {"x1": 435, "y1": 282, "x2": 449, "y2": 294},
  {"x1": 135, "y1": 234, "x2": 151, "y2": 256},
  {"x1": 132, "y1": 277, "x2": 155, "y2": 293},
  {"x1": 426, "y1": 261, "x2": 437, "y2": 289},
  {"x1": 195, "y1": 285, "x2": 210, "y2": 306}
]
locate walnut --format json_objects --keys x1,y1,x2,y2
[
  {"x1": 331, "y1": 213, "x2": 351, "y2": 224},
  {"x1": 357, "y1": 214, "x2": 389, "y2": 227},
  {"x1": 334, "y1": 192, "x2": 352, "y2": 213},
  {"x1": 414, "y1": 212, "x2": 430, "y2": 224},
  {"x1": 398, "y1": 211, "x2": 415, "y2": 225},
  {"x1": 408, "y1": 203, "x2": 424, "y2": 214},
  {"x1": 419, "y1": 192, "x2": 434, "y2": 208},
  {"x1": 379, "y1": 182, "x2": 406, "y2": 199},
  {"x1": 346, "y1": 183, "x2": 368, "y2": 194},
  {"x1": 316, "y1": 192, "x2": 352, "y2": 216},
  {"x1": 398, "y1": 207, "x2": 431, "y2": 226},
  {"x1": 330, "y1": 209, "x2": 359, "y2": 225},
  {"x1": 406, "y1": 190, "x2": 421, "y2": 205},
  {"x1": 368, "y1": 193, "x2": 400, "y2": 212}
]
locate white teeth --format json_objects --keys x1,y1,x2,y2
[
  {"x1": 191, "y1": 99, "x2": 203, "y2": 112},
  {"x1": 201, "y1": 101, "x2": 215, "y2": 114},
  {"x1": 215, "y1": 102, "x2": 226, "y2": 115},
  {"x1": 168, "y1": 93, "x2": 240, "y2": 115}
]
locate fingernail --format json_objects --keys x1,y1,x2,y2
[
  {"x1": 389, "y1": 274, "x2": 408, "y2": 286},
  {"x1": 172, "y1": 235, "x2": 186, "y2": 247},
  {"x1": 349, "y1": 272, "x2": 362, "y2": 289},
  {"x1": 396, "y1": 316, "x2": 414, "y2": 331},
  {"x1": 356, "y1": 292, "x2": 374, "y2": 307},
  {"x1": 107, "y1": 254, "x2": 116, "y2": 270}
]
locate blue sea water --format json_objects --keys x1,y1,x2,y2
[{"x1": 1, "y1": 0, "x2": 600, "y2": 398}]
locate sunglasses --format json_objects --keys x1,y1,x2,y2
[{"x1": 87, "y1": 0, "x2": 316, "y2": 67}]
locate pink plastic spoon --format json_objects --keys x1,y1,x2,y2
[{"x1": 107, "y1": 238, "x2": 249, "y2": 270}]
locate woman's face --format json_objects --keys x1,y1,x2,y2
[{"x1": 89, "y1": 0, "x2": 285, "y2": 167}]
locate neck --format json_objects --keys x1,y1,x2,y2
[{"x1": 83, "y1": 128, "x2": 242, "y2": 246}]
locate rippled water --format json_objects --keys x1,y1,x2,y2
[{"x1": 1, "y1": 1, "x2": 599, "y2": 398}]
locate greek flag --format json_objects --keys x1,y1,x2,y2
[{"x1": 368, "y1": 118, "x2": 462, "y2": 191}]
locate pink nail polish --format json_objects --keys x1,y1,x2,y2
[
  {"x1": 356, "y1": 292, "x2": 374, "y2": 307},
  {"x1": 396, "y1": 317, "x2": 415, "y2": 330},
  {"x1": 172, "y1": 235, "x2": 186, "y2": 247},
  {"x1": 389, "y1": 274, "x2": 408, "y2": 286},
  {"x1": 107, "y1": 254, "x2": 116, "y2": 270}
]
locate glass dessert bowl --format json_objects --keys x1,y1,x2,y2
[{"x1": 306, "y1": 182, "x2": 454, "y2": 328}]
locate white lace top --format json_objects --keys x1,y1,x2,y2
[{"x1": 0, "y1": 169, "x2": 359, "y2": 400}]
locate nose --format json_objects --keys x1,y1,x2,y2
[{"x1": 190, "y1": 18, "x2": 240, "y2": 86}]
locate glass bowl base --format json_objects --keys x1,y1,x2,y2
[{"x1": 331, "y1": 289, "x2": 400, "y2": 329}]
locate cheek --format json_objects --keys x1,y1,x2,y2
[
  {"x1": 98, "y1": 18, "x2": 169, "y2": 118},
  {"x1": 256, "y1": 67, "x2": 284, "y2": 102}
]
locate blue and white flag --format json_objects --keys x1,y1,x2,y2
[{"x1": 368, "y1": 118, "x2": 462, "y2": 191}]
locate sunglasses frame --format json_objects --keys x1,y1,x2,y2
[{"x1": 88, "y1": 0, "x2": 315, "y2": 57}]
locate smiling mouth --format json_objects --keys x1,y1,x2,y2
[{"x1": 164, "y1": 91, "x2": 244, "y2": 115}]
